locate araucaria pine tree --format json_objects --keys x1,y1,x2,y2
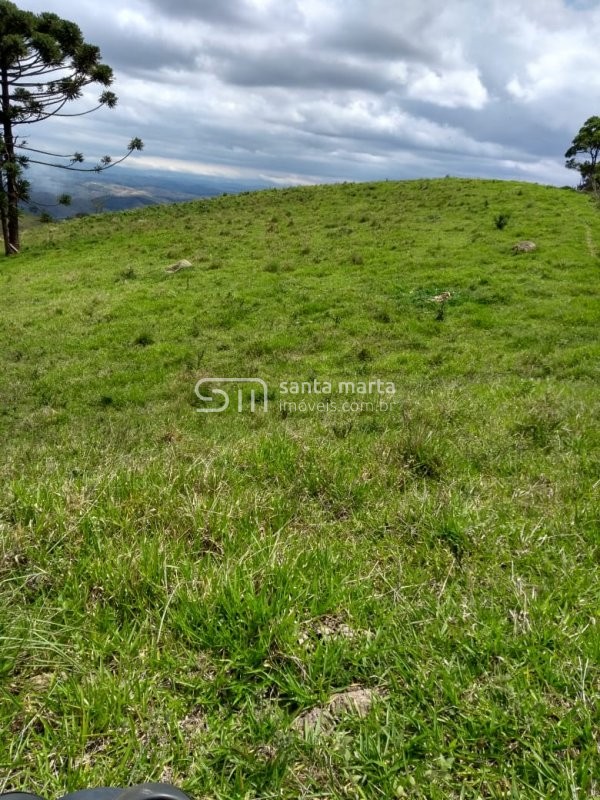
[{"x1": 0, "y1": 0, "x2": 143, "y2": 255}]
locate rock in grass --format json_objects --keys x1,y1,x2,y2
[
  {"x1": 290, "y1": 686, "x2": 380, "y2": 736},
  {"x1": 165, "y1": 259, "x2": 193, "y2": 273},
  {"x1": 512, "y1": 241, "x2": 537, "y2": 253},
  {"x1": 430, "y1": 291, "x2": 452, "y2": 303}
]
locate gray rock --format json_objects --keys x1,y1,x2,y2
[
  {"x1": 290, "y1": 686, "x2": 381, "y2": 737},
  {"x1": 165, "y1": 259, "x2": 193, "y2": 273},
  {"x1": 512, "y1": 241, "x2": 537, "y2": 253},
  {"x1": 430, "y1": 291, "x2": 452, "y2": 303}
]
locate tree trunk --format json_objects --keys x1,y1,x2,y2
[
  {"x1": 0, "y1": 175, "x2": 9, "y2": 257},
  {"x1": 1, "y1": 63, "x2": 20, "y2": 255}
]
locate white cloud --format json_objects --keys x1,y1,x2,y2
[
  {"x1": 507, "y1": 38, "x2": 600, "y2": 103},
  {"x1": 407, "y1": 68, "x2": 489, "y2": 109}
]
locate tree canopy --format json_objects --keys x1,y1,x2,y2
[
  {"x1": 0, "y1": 0, "x2": 143, "y2": 255},
  {"x1": 565, "y1": 116, "x2": 600, "y2": 193}
]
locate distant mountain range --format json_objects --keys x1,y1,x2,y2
[{"x1": 27, "y1": 166, "x2": 273, "y2": 218}]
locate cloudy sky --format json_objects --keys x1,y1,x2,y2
[{"x1": 12, "y1": 0, "x2": 600, "y2": 188}]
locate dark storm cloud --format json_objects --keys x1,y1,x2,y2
[
  {"x1": 319, "y1": 19, "x2": 436, "y2": 63},
  {"x1": 212, "y1": 47, "x2": 396, "y2": 92},
  {"x1": 143, "y1": 0, "x2": 254, "y2": 25},
  {"x1": 100, "y1": 33, "x2": 200, "y2": 73},
  {"x1": 400, "y1": 99, "x2": 566, "y2": 160}
]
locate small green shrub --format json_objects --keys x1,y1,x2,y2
[
  {"x1": 118, "y1": 266, "x2": 137, "y2": 281},
  {"x1": 134, "y1": 332, "x2": 154, "y2": 347}
]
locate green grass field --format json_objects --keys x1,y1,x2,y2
[{"x1": 1, "y1": 178, "x2": 599, "y2": 799}]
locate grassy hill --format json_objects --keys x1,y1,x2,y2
[{"x1": 0, "y1": 178, "x2": 599, "y2": 799}]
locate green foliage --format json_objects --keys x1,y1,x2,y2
[
  {"x1": 494, "y1": 212, "x2": 510, "y2": 230},
  {"x1": 0, "y1": 178, "x2": 599, "y2": 798},
  {"x1": 565, "y1": 115, "x2": 600, "y2": 192},
  {"x1": 133, "y1": 332, "x2": 154, "y2": 347},
  {"x1": 0, "y1": 0, "x2": 114, "y2": 122}
]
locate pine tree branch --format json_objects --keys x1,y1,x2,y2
[
  {"x1": 15, "y1": 142, "x2": 83, "y2": 161},
  {"x1": 24, "y1": 148, "x2": 137, "y2": 172}
]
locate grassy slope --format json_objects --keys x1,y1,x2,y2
[{"x1": 0, "y1": 178, "x2": 599, "y2": 799}]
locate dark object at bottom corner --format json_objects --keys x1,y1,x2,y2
[{"x1": 1, "y1": 782, "x2": 192, "y2": 800}]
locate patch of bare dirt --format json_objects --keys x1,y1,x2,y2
[
  {"x1": 179, "y1": 706, "x2": 207, "y2": 738},
  {"x1": 297, "y1": 615, "x2": 373, "y2": 649}
]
